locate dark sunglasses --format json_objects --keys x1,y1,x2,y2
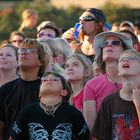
[
  {"x1": 101, "y1": 40, "x2": 122, "y2": 48},
  {"x1": 18, "y1": 48, "x2": 38, "y2": 54},
  {"x1": 79, "y1": 16, "x2": 97, "y2": 22}
]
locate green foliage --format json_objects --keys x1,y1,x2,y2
[{"x1": 0, "y1": 0, "x2": 137, "y2": 43}]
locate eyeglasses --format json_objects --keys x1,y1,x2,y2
[
  {"x1": 18, "y1": 48, "x2": 38, "y2": 54},
  {"x1": 41, "y1": 77, "x2": 60, "y2": 82},
  {"x1": 79, "y1": 16, "x2": 97, "y2": 22},
  {"x1": 101, "y1": 40, "x2": 122, "y2": 48},
  {"x1": 38, "y1": 32, "x2": 54, "y2": 38},
  {"x1": 119, "y1": 56, "x2": 140, "y2": 63},
  {"x1": 12, "y1": 40, "x2": 23, "y2": 43}
]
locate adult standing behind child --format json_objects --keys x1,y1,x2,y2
[
  {"x1": 83, "y1": 31, "x2": 133, "y2": 132},
  {"x1": 92, "y1": 50, "x2": 140, "y2": 140}
]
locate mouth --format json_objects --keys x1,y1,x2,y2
[
  {"x1": 106, "y1": 49, "x2": 113, "y2": 52},
  {"x1": 122, "y1": 63, "x2": 130, "y2": 68}
]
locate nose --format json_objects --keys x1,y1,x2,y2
[{"x1": 106, "y1": 43, "x2": 113, "y2": 48}]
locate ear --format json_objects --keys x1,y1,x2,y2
[{"x1": 61, "y1": 89, "x2": 68, "y2": 97}]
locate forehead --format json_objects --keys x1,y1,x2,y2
[
  {"x1": 40, "y1": 28, "x2": 56, "y2": 34},
  {"x1": 0, "y1": 46, "x2": 15, "y2": 53},
  {"x1": 80, "y1": 11, "x2": 96, "y2": 18},
  {"x1": 120, "y1": 52, "x2": 135, "y2": 58},
  {"x1": 105, "y1": 35, "x2": 120, "y2": 41},
  {"x1": 66, "y1": 57, "x2": 82, "y2": 64},
  {"x1": 12, "y1": 35, "x2": 24, "y2": 40}
]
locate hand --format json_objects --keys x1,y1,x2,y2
[
  {"x1": 132, "y1": 88, "x2": 140, "y2": 106},
  {"x1": 62, "y1": 28, "x2": 75, "y2": 42}
]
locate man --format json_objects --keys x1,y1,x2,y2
[
  {"x1": 92, "y1": 50, "x2": 140, "y2": 139},
  {"x1": 0, "y1": 38, "x2": 48, "y2": 140},
  {"x1": 62, "y1": 8, "x2": 106, "y2": 62}
]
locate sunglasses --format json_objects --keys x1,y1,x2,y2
[
  {"x1": 119, "y1": 56, "x2": 140, "y2": 63},
  {"x1": 38, "y1": 32, "x2": 54, "y2": 38},
  {"x1": 79, "y1": 16, "x2": 97, "y2": 22},
  {"x1": 18, "y1": 48, "x2": 38, "y2": 54},
  {"x1": 101, "y1": 40, "x2": 122, "y2": 48}
]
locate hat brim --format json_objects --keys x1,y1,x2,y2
[{"x1": 94, "y1": 31, "x2": 133, "y2": 66}]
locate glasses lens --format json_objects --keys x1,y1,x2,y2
[
  {"x1": 80, "y1": 16, "x2": 96, "y2": 22},
  {"x1": 18, "y1": 48, "x2": 25, "y2": 54},
  {"x1": 112, "y1": 40, "x2": 121, "y2": 46}
]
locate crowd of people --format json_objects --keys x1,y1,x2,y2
[{"x1": 0, "y1": 7, "x2": 140, "y2": 140}]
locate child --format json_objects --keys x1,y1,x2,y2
[{"x1": 9, "y1": 71, "x2": 90, "y2": 140}]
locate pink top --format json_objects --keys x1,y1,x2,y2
[
  {"x1": 72, "y1": 89, "x2": 83, "y2": 112},
  {"x1": 83, "y1": 74, "x2": 122, "y2": 112}
]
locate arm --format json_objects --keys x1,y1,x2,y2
[
  {"x1": 83, "y1": 100, "x2": 97, "y2": 132},
  {"x1": 132, "y1": 88, "x2": 140, "y2": 124},
  {"x1": 0, "y1": 121, "x2": 5, "y2": 140}
]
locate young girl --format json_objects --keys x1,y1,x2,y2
[
  {"x1": 0, "y1": 41, "x2": 18, "y2": 86},
  {"x1": 65, "y1": 53, "x2": 93, "y2": 112}
]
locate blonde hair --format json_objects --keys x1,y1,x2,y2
[
  {"x1": 20, "y1": 9, "x2": 38, "y2": 29},
  {"x1": 65, "y1": 53, "x2": 94, "y2": 86},
  {"x1": 43, "y1": 38, "x2": 73, "y2": 61}
]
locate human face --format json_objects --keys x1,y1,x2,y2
[
  {"x1": 118, "y1": 53, "x2": 140, "y2": 77},
  {"x1": 0, "y1": 47, "x2": 18, "y2": 71},
  {"x1": 40, "y1": 74, "x2": 63, "y2": 94},
  {"x1": 37, "y1": 28, "x2": 56, "y2": 42},
  {"x1": 18, "y1": 46, "x2": 41, "y2": 68},
  {"x1": 11, "y1": 35, "x2": 24, "y2": 48},
  {"x1": 65, "y1": 57, "x2": 85, "y2": 83},
  {"x1": 102, "y1": 36, "x2": 124, "y2": 62},
  {"x1": 26, "y1": 14, "x2": 38, "y2": 28},
  {"x1": 79, "y1": 11, "x2": 98, "y2": 35}
]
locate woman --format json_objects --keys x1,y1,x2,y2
[
  {"x1": 9, "y1": 71, "x2": 90, "y2": 140},
  {"x1": 65, "y1": 53, "x2": 93, "y2": 112},
  {"x1": 92, "y1": 50, "x2": 140, "y2": 139},
  {"x1": 0, "y1": 41, "x2": 18, "y2": 86},
  {"x1": 83, "y1": 31, "x2": 133, "y2": 132}
]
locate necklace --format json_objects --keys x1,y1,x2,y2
[
  {"x1": 106, "y1": 74, "x2": 119, "y2": 93},
  {"x1": 40, "y1": 101, "x2": 62, "y2": 117}
]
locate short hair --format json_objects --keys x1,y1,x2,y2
[
  {"x1": 120, "y1": 50, "x2": 140, "y2": 61},
  {"x1": 41, "y1": 71, "x2": 72, "y2": 103},
  {"x1": 20, "y1": 38, "x2": 49, "y2": 77},
  {"x1": 65, "y1": 53, "x2": 94, "y2": 86},
  {"x1": 9, "y1": 31, "x2": 26, "y2": 41}
]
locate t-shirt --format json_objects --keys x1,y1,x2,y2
[
  {"x1": 72, "y1": 89, "x2": 83, "y2": 112},
  {"x1": 83, "y1": 74, "x2": 122, "y2": 112},
  {"x1": 92, "y1": 92, "x2": 140, "y2": 140},
  {"x1": 11, "y1": 102, "x2": 90, "y2": 140},
  {"x1": 0, "y1": 78, "x2": 41, "y2": 140}
]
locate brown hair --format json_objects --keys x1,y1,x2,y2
[{"x1": 21, "y1": 38, "x2": 49, "y2": 77}]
